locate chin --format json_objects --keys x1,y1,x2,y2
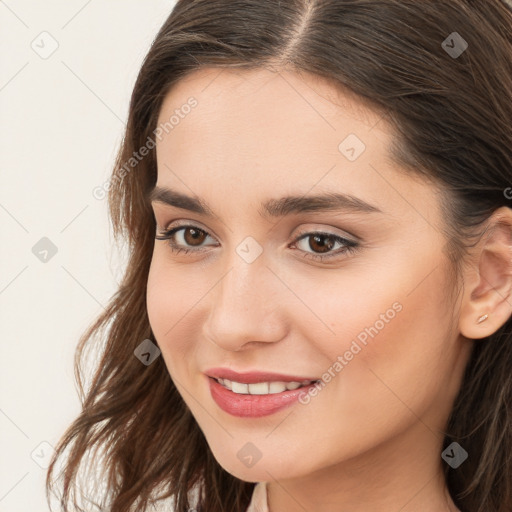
[{"x1": 210, "y1": 448, "x2": 301, "y2": 483}]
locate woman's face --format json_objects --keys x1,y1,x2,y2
[{"x1": 146, "y1": 67, "x2": 473, "y2": 486}]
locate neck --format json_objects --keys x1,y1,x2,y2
[{"x1": 265, "y1": 422, "x2": 460, "y2": 512}]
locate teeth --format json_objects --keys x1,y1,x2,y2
[
  {"x1": 245, "y1": 381, "x2": 269, "y2": 395},
  {"x1": 221, "y1": 378, "x2": 232, "y2": 390},
  {"x1": 269, "y1": 381, "x2": 287, "y2": 393},
  {"x1": 217, "y1": 378, "x2": 316, "y2": 395},
  {"x1": 230, "y1": 381, "x2": 249, "y2": 394}
]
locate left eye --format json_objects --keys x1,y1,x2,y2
[
  {"x1": 155, "y1": 225, "x2": 360, "y2": 261},
  {"x1": 292, "y1": 231, "x2": 359, "y2": 260}
]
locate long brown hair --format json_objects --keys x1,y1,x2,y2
[{"x1": 46, "y1": 1, "x2": 512, "y2": 511}]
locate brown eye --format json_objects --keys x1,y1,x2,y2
[
  {"x1": 306, "y1": 234, "x2": 336, "y2": 254},
  {"x1": 155, "y1": 224, "x2": 360, "y2": 261},
  {"x1": 292, "y1": 231, "x2": 359, "y2": 261},
  {"x1": 155, "y1": 224, "x2": 217, "y2": 254},
  {"x1": 182, "y1": 227, "x2": 207, "y2": 246}
]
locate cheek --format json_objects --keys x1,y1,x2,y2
[
  {"x1": 324, "y1": 262, "x2": 454, "y2": 427},
  {"x1": 146, "y1": 254, "x2": 199, "y2": 363},
  {"x1": 147, "y1": 244, "x2": 451, "y2": 396},
  {"x1": 301, "y1": 248, "x2": 448, "y2": 372}
]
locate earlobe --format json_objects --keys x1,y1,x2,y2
[
  {"x1": 459, "y1": 206, "x2": 512, "y2": 340},
  {"x1": 476, "y1": 313, "x2": 489, "y2": 324}
]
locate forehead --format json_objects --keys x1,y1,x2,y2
[
  {"x1": 157, "y1": 66, "x2": 386, "y2": 141},
  {"x1": 156, "y1": 67, "x2": 390, "y2": 183},
  {"x1": 153, "y1": 67, "x2": 441, "y2": 228}
]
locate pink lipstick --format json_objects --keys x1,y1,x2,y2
[{"x1": 205, "y1": 368, "x2": 320, "y2": 417}]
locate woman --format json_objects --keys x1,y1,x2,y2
[{"x1": 46, "y1": 1, "x2": 512, "y2": 511}]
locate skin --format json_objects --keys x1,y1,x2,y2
[{"x1": 146, "y1": 67, "x2": 512, "y2": 512}]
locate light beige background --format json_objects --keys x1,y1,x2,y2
[{"x1": 0, "y1": 2, "x2": 177, "y2": 510}]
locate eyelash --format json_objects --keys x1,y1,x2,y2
[{"x1": 155, "y1": 223, "x2": 360, "y2": 262}]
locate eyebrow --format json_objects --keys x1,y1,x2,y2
[{"x1": 146, "y1": 185, "x2": 383, "y2": 219}]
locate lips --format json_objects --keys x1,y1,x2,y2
[
  {"x1": 204, "y1": 367, "x2": 321, "y2": 417},
  {"x1": 207, "y1": 376, "x2": 320, "y2": 417},
  {"x1": 205, "y1": 367, "x2": 319, "y2": 384}
]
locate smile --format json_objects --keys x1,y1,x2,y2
[
  {"x1": 207, "y1": 376, "x2": 322, "y2": 417},
  {"x1": 216, "y1": 377, "x2": 319, "y2": 395}
]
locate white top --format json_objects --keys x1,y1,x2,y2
[
  {"x1": 148, "y1": 480, "x2": 269, "y2": 511},
  {"x1": 246, "y1": 481, "x2": 269, "y2": 512}
]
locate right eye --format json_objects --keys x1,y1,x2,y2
[{"x1": 155, "y1": 224, "x2": 218, "y2": 254}]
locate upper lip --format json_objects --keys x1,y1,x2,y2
[{"x1": 205, "y1": 367, "x2": 319, "y2": 384}]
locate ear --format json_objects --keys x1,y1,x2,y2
[{"x1": 459, "y1": 206, "x2": 512, "y2": 340}]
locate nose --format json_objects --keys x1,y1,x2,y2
[{"x1": 202, "y1": 254, "x2": 288, "y2": 351}]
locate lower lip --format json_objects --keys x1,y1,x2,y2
[{"x1": 207, "y1": 376, "x2": 318, "y2": 417}]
